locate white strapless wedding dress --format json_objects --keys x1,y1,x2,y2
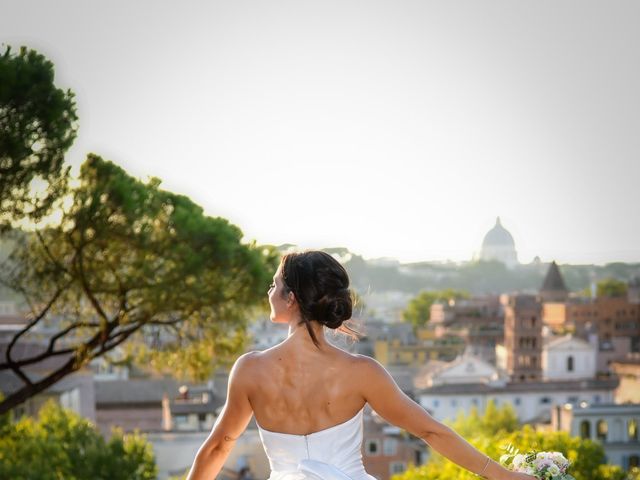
[{"x1": 257, "y1": 407, "x2": 376, "y2": 480}]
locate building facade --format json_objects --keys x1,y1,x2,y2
[
  {"x1": 553, "y1": 403, "x2": 640, "y2": 471},
  {"x1": 542, "y1": 334, "x2": 597, "y2": 381},
  {"x1": 418, "y1": 378, "x2": 618, "y2": 423},
  {"x1": 430, "y1": 296, "x2": 504, "y2": 364},
  {"x1": 362, "y1": 409, "x2": 426, "y2": 480},
  {"x1": 501, "y1": 294, "x2": 543, "y2": 382},
  {"x1": 374, "y1": 335, "x2": 465, "y2": 367},
  {"x1": 610, "y1": 354, "x2": 640, "y2": 404}
]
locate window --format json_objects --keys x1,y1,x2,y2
[
  {"x1": 174, "y1": 415, "x2": 189, "y2": 425},
  {"x1": 593, "y1": 395, "x2": 601, "y2": 404},
  {"x1": 390, "y1": 462, "x2": 406, "y2": 475},
  {"x1": 60, "y1": 387, "x2": 80, "y2": 413},
  {"x1": 580, "y1": 420, "x2": 591, "y2": 439},
  {"x1": 383, "y1": 438, "x2": 398, "y2": 456},
  {"x1": 366, "y1": 439, "x2": 380, "y2": 456},
  {"x1": 514, "y1": 397, "x2": 521, "y2": 406},
  {"x1": 567, "y1": 356, "x2": 574, "y2": 372},
  {"x1": 629, "y1": 455, "x2": 640, "y2": 468},
  {"x1": 597, "y1": 420, "x2": 608, "y2": 442},
  {"x1": 472, "y1": 398, "x2": 479, "y2": 406},
  {"x1": 629, "y1": 419, "x2": 638, "y2": 442},
  {"x1": 451, "y1": 399, "x2": 457, "y2": 407},
  {"x1": 433, "y1": 399, "x2": 439, "y2": 408},
  {"x1": 540, "y1": 397, "x2": 551, "y2": 404}
]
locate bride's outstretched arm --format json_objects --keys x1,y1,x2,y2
[
  {"x1": 186, "y1": 353, "x2": 255, "y2": 480},
  {"x1": 357, "y1": 356, "x2": 534, "y2": 480}
]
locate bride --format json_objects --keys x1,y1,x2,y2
[{"x1": 187, "y1": 251, "x2": 533, "y2": 480}]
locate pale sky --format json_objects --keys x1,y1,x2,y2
[{"x1": 3, "y1": 1, "x2": 639, "y2": 264}]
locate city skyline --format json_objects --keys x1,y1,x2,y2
[
  {"x1": 280, "y1": 216, "x2": 638, "y2": 267},
  {"x1": 2, "y1": 1, "x2": 639, "y2": 265}
]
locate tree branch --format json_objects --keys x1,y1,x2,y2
[
  {"x1": 74, "y1": 243, "x2": 109, "y2": 324},
  {"x1": 94, "y1": 323, "x2": 140, "y2": 356},
  {"x1": 5, "y1": 283, "x2": 68, "y2": 365},
  {"x1": 35, "y1": 229, "x2": 69, "y2": 275},
  {"x1": 8, "y1": 363, "x2": 33, "y2": 387},
  {"x1": 0, "y1": 346, "x2": 75, "y2": 370},
  {"x1": 0, "y1": 353, "x2": 80, "y2": 415}
]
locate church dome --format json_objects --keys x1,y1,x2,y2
[
  {"x1": 482, "y1": 217, "x2": 515, "y2": 248},
  {"x1": 479, "y1": 217, "x2": 518, "y2": 268}
]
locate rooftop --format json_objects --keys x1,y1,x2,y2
[
  {"x1": 540, "y1": 261, "x2": 569, "y2": 294},
  {"x1": 418, "y1": 377, "x2": 619, "y2": 395}
]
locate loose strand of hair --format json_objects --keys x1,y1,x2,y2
[{"x1": 301, "y1": 316, "x2": 320, "y2": 348}]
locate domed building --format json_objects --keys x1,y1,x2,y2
[{"x1": 479, "y1": 217, "x2": 518, "y2": 268}]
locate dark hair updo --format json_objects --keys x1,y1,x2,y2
[{"x1": 280, "y1": 250, "x2": 353, "y2": 346}]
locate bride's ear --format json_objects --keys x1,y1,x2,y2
[{"x1": 286, "y1": 291, "x2": 297, "y2": 308}]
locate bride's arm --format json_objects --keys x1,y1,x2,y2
[
  {"x1": 357, "y1": 356, "x2": 533, "y2": 480},
  {"x1": 186, "y1": 353, "x2": 255, "y2": 480}
]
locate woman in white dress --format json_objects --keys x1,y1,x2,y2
[{"x1": 187, "y1": 251, "x2": 534, "y2": 480}]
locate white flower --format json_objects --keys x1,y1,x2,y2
[
  {"x1": 551, "y1": 451, "x2": 569, "y2": 468},
  {"x1": 512, "y1": 454, "x2": 527, "y2": 469},
  {"x1": 534, "y1": 457, "x2": 553, "y2": 470},
  {"x1": 548, "y1": 464, "x2": 561, "y2": 476},
  {"x1": 536, "y1": 452, "x2": 553, "y2": 461}
]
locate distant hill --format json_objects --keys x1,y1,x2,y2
[
  {"x1": 2, "y1": 238, "x2": 639, "y2": 302},
  {"x1": 317, "y1": 248, "x2": 640, "y2": 296}
]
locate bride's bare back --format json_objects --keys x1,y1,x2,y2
[{"x1": 243, "y1": 340, "x2": 367, "y2": 435}]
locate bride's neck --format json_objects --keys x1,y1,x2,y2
[{"x1": 286, "y1": 320, "x2": 327, "y2": 347}]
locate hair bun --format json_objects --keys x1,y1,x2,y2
[
  {"x1": 280, "y1": 251, "x2": 356, "y2": 346},
  {"x1": 312, "y1": 289, "x2": 352, "y2": 329}
]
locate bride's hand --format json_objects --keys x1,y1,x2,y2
[{"x1": 501, "y1": 472, "x2": 537, "y2": 480}]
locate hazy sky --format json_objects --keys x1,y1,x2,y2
[{"x1": 3, "y1": 1, "x2": 639, "y2": 264}]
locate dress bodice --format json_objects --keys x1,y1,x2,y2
[{"x1": 257, "y1": 408, "x2": 376, "y2": 480}]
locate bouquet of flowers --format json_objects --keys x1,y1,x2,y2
[{"x1": 499, "y1": 444, "x2": 574, "y2": 480}]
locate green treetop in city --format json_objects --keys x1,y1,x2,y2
[{"x1": 0, "y1": 46, "x2": 277, "y2": 415}]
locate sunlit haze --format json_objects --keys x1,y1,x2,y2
[{"x1": 3, "y1": 1, "x2": 639, "y2": 264}]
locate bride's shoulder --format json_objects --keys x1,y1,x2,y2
[
  {"x1": 344, "y1": 352, "x2": 385, "y2": 371},
  {"x1": 348, "y1": 354, "x2": 394, "y2": 380},
  {"x1": 231, "y1": 347, "x2": 281, "y2": 372},
  {"x1": 229, "y1": 350, "x2": 262, "y2": 376}
]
